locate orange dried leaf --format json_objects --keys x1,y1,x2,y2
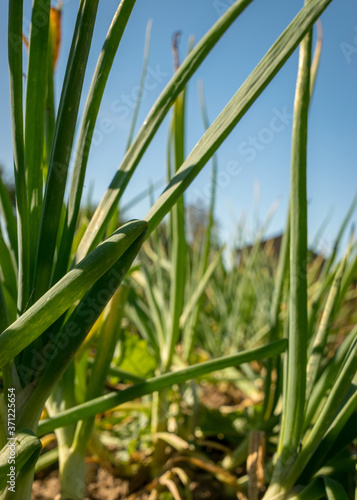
[
  {"x1": 49, "y1": 6, "x2": 62, "y2": 68},
  {"x1": 22, "y1": 34, "x2": 29, "y2": 50}
]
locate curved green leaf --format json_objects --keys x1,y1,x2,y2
[
  {"x1": 323, "y1": 476, "x2": 350, "y2": 500},
  {"x1": 0, "y1": 430, "x2": 42, "y2": 491},
  {"x1": 0, "y1": 220, "x2": 148, "y2": 368}
]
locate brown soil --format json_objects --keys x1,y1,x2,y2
[
  {"x1": 32, "y1": 471, "x2": 61, "y2": 500},
  {"x1": 200, "y1": 382, "x2": 246, "y2": 410},
  {"x1": 32, "y1": 466, "x2": 226, "y2": 499},
  {"x1": 31, "y1": 382, "x2": 250, "y2": 499},
  {"x1": 32, "y1": 468, "x2": 142, "y2": 500}
]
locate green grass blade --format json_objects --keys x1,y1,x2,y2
[
  {"x1": 311, "y1": 206, "x2": 333, "y2": 254},
  {"x1": 278, "y1": 26, "x2": 312, "y2": 457},
  {"x1": 54, "y1": 0, "x2": 136, "y2": 284},
  {"x1": 164, "y1": 88, "x2": 187, "y2": 372},
  {"x1": 75, "y1": 0, "x2": 254, "y2": 261},
  {"x1": 0, "y1": 175, "x2": 17, "y2": 257},
  {"x1": 338, "y1": 246, "x2": 357, "y2": 308},
  {"x1": 0, "y1": 220, "x2": 148, "y2": 368},
  {"x1": 270, "y1": 208, "x2": 290, "y2": 336},
  {"x1": 72, "y1": 287, "x2": 129, "y2": 451},
  {"x1": 308, "y1": 224, "x2": 356, "y2": 343},
  {"x1": 32, "y1": 0, "x2": 100, "y2": 301},
  {"x1": 182, "y1": 79, "x2": 218, "y2": 360},
  {"x1": 144, "y1": 0, "x2": 332, "y2": 238},
  {"x1": 34, "y1": 448, "x2": 58, "y2": 474},
  {"x1": 140, "y1": 265, "x2": 166, "y2": 352},
  {"x1": 125, "y1": 296, "x2": 161, "y2": 358},
  {"x1": 0, "y1": 229, "x2": 17, "y2": 305},
  {"x1": 301, "y1": 386, "x2": 357, "y2": 482},
  {"x1": 262, "y1": 205, "x2": 290, "y2": 420},
  {"x1": 45, "y1": 15, "x2": 56, "y2": 170},
  {"x1": 180, "y1": 247, "x2": 223, "y2": 330},
  {"x1": 36, "y1": 339, "x2": 287, "y2": 435},
  {"x1": 323, "y1": 476, "x2": 350, "y2": 500},
  {"x1": 278, "y1": 334, "x2": 357, "y2": 492},
  {"x1": 0, "y1": 284, "x2": 9, "y2": 334},
  {"x1": 292, "y1": 477, "x2": 325, "y2": 500},
  {"x1": 198, "y1": 79, "x2": 217, "y2": 272},
  {"x1": 0, "y1": 291, "x2": 16, "y2": 329},
  {"x1": 146, "y1": 195, "x2": 167, "y2": 305},
  {"x1": 306, "y1": 241, "x2": 352, "y2": 398},
  {"x1": 308, "y1": 267, "x2": 334, "y2": 341},
  {"x1": 310, "y1": 20, "x2": 323, "y2": 97},
  {"x1": 91, "y1": 290, "x2": 129, "y2": 396},
  {"x1": 229, "y1": 204, "x2": 277, "y2": 334},
  {"x1": 320, "y1": 192, "x2": 357, "y2": 280},
  {"x1": 305, "y1": 324, "x2": 357, "y2": 429},
  {"x1": 8, "y1": 0, "x2": 30, "y2": 313},
  {"x1": 25, "y1": 0, "x2": 50, "y2": 284}
]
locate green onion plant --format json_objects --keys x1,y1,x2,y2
[{"x1": 1, "y1": 0, "x2": 355, "y2": 499}]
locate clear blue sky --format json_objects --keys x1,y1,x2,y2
[{"x1": 0, "y1": 0, "x2": 356, "y2": 254}]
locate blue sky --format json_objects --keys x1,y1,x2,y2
[{"x1": 0, "y1": 0, "x2": 356, "y2": 254}]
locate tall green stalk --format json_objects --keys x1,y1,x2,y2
[
  {"x1": 53, "y1": 0, "x2": 137, "y2": 284},
  {"x1": 279, "y1": 25, "x2": 312, "y2": 458},
  {"x1": 32, "y1": 0, "x2": 100, "y2": 302},
  {"x1": 264, "y1": 12, "x2": 312, "y2": 499},
  {"x1": 25, "y1": 0, "x2": 50, "y2": 286},
  {"x1": 164, "y1": 94, "x2": 187, "y2": 372},
  {"x1": 262, "y1": 206, "x2": 290, "y2": 421},
  {"x1": 8, "y1": 0, "x2": 30, "y2": 314}
]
